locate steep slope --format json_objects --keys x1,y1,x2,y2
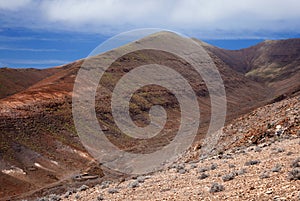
[
  {"x1": 0, "y1": 67, "x2": 61, "y2": 99},
  {"x1": 212, "y1": 95, "x2": 299, "y2": 155},
  {"x1": 56, "y1": 95, "x2": 300, "y2": 201},
  {"x1": 0, "y1": 32, "x2": 294, "y2": 200}
]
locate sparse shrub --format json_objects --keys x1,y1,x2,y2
[
  {"x1": 254, "y1": 147, "x2": 262, "y2": 152},
  {"x1": 222, "y1": 154, "x2": 234, "y2": 159},
  {"x1": 128, "y1": 180, "x2": 139, "y2": 188},
  {"x1": 210, "y1": 163, "x2": 218, "y2": 170},
  {"x1": 199, "y1": 155, "x2": 208, "y2": 161},
  {"x1": 261, "y1": 142, "x2": 271, "y2": 148},
  {"x1": 287, "y1": 168, "x2": 300, "y2": 180},
  {"x1": 96, "y1": 195, "x2": 104, "y2": 201},
  {"x1": 247, "y1": 146, "x2": 255, "y2": 152},
  {"x1": 236, "y1": 168, "x2": 247, "y2": 175},
  {"x1": 178, "y1": 168, "x2": 187, "y2": 174},
  {"x1": 291, "y1": 157, "x2": 300, "y2": 168},
  {"x1": 271, "y1": 164, "x2": 282, "y2": 172},
  {"x1": 228, "y1": 164, "x2": 236, "y2": 168},
  {"x1": 272, "y1": 147, "x2": 285, "y2": 153},
  {"x1": 78, "y1": 184, "x2": 89, "y2": 191},
  {"x1": 35, "y1": 198, "x2": 47, "y2": 201},
  {"x1": 198, "y1": 167, "x2": 209, "y2": 173},
  {"x1": 100, "y1": 180, "x2": 111, "y2": 189},
  {"x1": 48, "y1": 194, "x2": 60, "y2": 201},
  {"x1": 172, "y1": 163, "x2": 185, "y2": 170},
  {"x1": 209, "y1": 183, "x2": 225, "y2": 193},
  {"x1": 259, "y1": 171, "x2": 270, "y2": 179},
  {"x1": 236, "y1": 148, "x2": 246, "y2": 154},
  {"x1": 267, "y1": 123, "x2": 272, "y2": 129},
  {"x1": 245, "y1": 160, "x2": 261, "y2": 166},
  {"x1": 287, "y1": 151, "x2": 293, "y2": 156},
  {"x1": 277, "y1": 147, "x2": 285, "y2": 153},
  {"x1": 190, "y1": 164, "x2": 197, "y2": 169},
  {"x1": 108, "y1": 188, "x2": 119, "y2": 194},
  {"x1": 222, "y1": 172, "x2": 235, "y2": 182},
  {"x1": 198, "y1": 173, "x2": 209, "y2": 180},
  {"x1": 71, "y1": 188, "x2": 77, "y2": 193},
  {"x1": 137, "y1": 176, "x2": 146, "y2": 183},
  {"x1": 64, "y1": 190, "x2": 73, "y2": 198}
]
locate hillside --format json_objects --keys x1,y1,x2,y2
[
  {"x1": 204, "y1": 39, "x2": 300, "y2": 96},
  {"x1": 0, "y1": 32, "x2": 299, "y2": 200},
  {"x1": 0, "y1": 67, "x2": 61, "y2": 99},
  {"x1": 49, "y1": 95, "x2": 300, "y2": 201}
]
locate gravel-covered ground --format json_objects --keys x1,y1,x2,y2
[{"x1": 57, "y1": 136, "x2": 299, "y2": 201}]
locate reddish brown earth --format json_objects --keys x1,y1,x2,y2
[
  {"x1": 203, "y1": 38, "x2": 300, "y2": 97},
  {"x1": 0, "y1": 32, "x2": 299, "y2": 200},
  {"x1": 0, "y1": 67, "x2": 61, "y2": 99}
]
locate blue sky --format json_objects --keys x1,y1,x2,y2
[{"x1": 0, "y1": 0, "x2": 300, "y2": 68}]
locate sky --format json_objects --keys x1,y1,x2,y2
[{"x1": 0, "y1": 0, "x2": 300, "y2": 68}]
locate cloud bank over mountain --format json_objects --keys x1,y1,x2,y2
[{"x1": 0, "y1": 0, "x2": 300, "y2": 38}]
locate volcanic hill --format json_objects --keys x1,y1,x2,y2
[{"x1": 0, "y1": 32, "x2": 299, "y2": 200}]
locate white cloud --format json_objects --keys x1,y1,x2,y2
[
  {"x1": 0, "y1": 0, "x2": 32, "y2": 10},
  {"x1": 42, "y1": 0, "x2": 157, "y2": 24},
  {"x1": 1, "y1": 0, "x2": 300, "y2": 38},
  {"x1": 38, "y1": 0, "x2": 166, "y2": 33},
  {"x1": 170, "y1": 0, "x2": 300, "y2": 25}
]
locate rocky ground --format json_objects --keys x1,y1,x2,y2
[
  {"x1": 32, "y1": 136, "x2": 299, "y2": 201},
  {"x1": 27, "y1": 95, "x2": 299, "y2": 201},
  {"x1": 219, "y1": 94, "x2": 300, "y2": 151}
]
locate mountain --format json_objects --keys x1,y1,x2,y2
[
  {"x1": 203, "y1": 38, "x2": 300, "y2": 97},
  {"x1": 0, "y1": 67, "x2": 61, "y2": 99},
  {"x1": 0, "y1": 32, "x2": 299, "y2": 200}
]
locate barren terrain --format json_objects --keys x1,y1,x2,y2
[{"x1": 0, "y1": 32, "x2": 299, "y2": 200}]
